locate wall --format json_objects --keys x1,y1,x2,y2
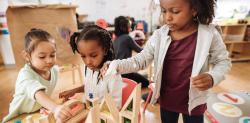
[
  {"x1": 75, "y1": 0, "x2": 161, "y2": 32},
  {"x1": 216, "y1": 0, "x2": 250, "y2": 20}
]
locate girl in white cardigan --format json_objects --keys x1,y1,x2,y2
[
  {"x1": 103, "y1": 0, "x2": 232, "y2": 122},
  {"x1": 59, "y1": 25, "x2": 123, "y2": 108}
]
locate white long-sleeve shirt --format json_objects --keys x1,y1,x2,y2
[{"x1": 83, "y1": 66, "x2": 123, "y2": 108}]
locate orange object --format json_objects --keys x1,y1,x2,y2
[
  {"x1": 136, "y1": 22, "x2": 144, "y2": 30},
  {"x1": 205, "y1": 111, "x2": 219, "y2": 123},
  {"x1": 143, "y1": 82, "x2": 154, "y2": 113},
  {"x1": 223, "y1": 93, "x2": 238, "y2": 103}
]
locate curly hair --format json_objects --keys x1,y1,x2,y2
[
  {"x1": 114, "y1": 16, "x2": 130, "y2": 36},
  {"x1": 189, "y1": 0, "x2": 216, "y2": 25},
  {"x1": 69, "y1": 24, "x2": 115, "y2": 62}
]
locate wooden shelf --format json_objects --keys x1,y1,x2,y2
[
  {"x1": 220, "y1": 24, "x2": 250, "y2": 62},
  {"x1": 225, "y1": 41, "x2": 250, "y2": 44},
  {"x1": 231, "y1": 54, "x2": 250, "y2": 62}
]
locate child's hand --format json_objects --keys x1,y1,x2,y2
[
  {"x1": 53, "y1": 105, "x2": 73, "y2": 123},
  {"x1": 100, "y1": 61, "x2": 111, "y2": 77},
  {"x1": 191, "y1": 73, "x2": 213, "y2": 91},
  {"x1": 100, "y1": 61, "x2": 119, "y2": 77},
  {"x1": 59, "y1": 90, "x2": 75, "y2": 100}
]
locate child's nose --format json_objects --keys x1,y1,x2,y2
[
  {"x1": 165, "y1": 13, "x2": 173, "y2": 21},
  {"x1": 46, "y1": 58, "x2": 54, "y2": 64},
  {"x1": 85, "y1": 58, "x2": 92, "y2": 65}
]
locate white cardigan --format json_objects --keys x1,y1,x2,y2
[{"x1": 110, "y1": 24, "x2": 232, "y2": 113}]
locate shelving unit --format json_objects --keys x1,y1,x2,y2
[{"x1": 220, "y1": 24, "x2": 250, "y2": 62}]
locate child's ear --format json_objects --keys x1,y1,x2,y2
[
  {"x1": 22, "y1": 50, "x2": 31, "y2": 63},
  {"x1": 191, "y1": 8, "x2": 198, "y2": 17}
]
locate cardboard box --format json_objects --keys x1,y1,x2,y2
[{"x1": 6, "y1": 4, "x2": 82, "y2": 67}]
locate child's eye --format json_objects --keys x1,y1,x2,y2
[
  {"x1": 39, "y1": 56, "x2": 45, "y2": 59},
  {"x1": 81, "y1": 56, "x2": 86, "y2": 58},
  {"x1": 161, "y1": 8, "x2": 167, "y2": 13},
  {"x1": 172, "y1": 9, "x2": 180, "y2": 14},
  {"x1": 91, "y1": 55, "x2": 97, "y2": 58},
  {"x1": 50, "y1": 55, "x2": 55, "y2": 58}
]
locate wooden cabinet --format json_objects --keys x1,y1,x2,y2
[{"x1": 220, "y1": 24, "x2": 250, "y2": 61}]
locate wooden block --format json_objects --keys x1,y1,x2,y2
[
  {"x1": 99, "y1": 94, "x2": 120, "y2": 123},
  {"x1": 86, "y1": 98, "x2": 99, "y2": 109},
  {"x1": 119, "y1": 84, "x2": 141, "y2": 123},
  {"x1": 63, "y1": 99, "x2": 89, "y2": 123},
  {"x1": 85, "y1": 105, "x2": 100, "y2": 123},
  {"x1": 65, "y1": 110, "x2": 89, "y2": 123},
  {"x1": 25, "y1": 115, "x2": 34, "y2": 123},
  {"x1": 38, "y1": 113, "x2": 56, "y2": 123},
  {"x1": 38, "y1": 115, "x2": 50, "y2": 123}
]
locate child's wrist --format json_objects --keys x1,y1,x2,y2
[{"x1": 51, "y1": 104, "x2": 60, "y2": 113}]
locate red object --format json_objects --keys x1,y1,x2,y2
[
  {"x1": 223, "y1": 93, "x2": 238, "y2": 103},
  {"x1": 71, "y1": 104, "x2": 83, "y2": 115},
  {"x1": 136, "y1": 22, "x2": 144, "y2": 30},
  {"x1": 143, "y1": 82, "x2": 154, "y2": 113},
  {"x1": 121, "y1": 78, "x2": 138, "y2": 107},
  {"x1": 205, "y1": 111, "x2": 219, "y2": 123},
  {"x1": 96, "y1": 19, "x2": 108, "y2": 29}
]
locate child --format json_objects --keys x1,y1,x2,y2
[
  {"x1": 3, "y1": 29, "x2": 73, "y2": 123},
  {"x1": 103, "y1": 0, "x2": 232, "y2": 122},
  {"x1": 113, "y1": 16, "x2": 149, "y2": 88},
  {"x1": 59, "y1": 25, "x2": 123, "y2": 108}
]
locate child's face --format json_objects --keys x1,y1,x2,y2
[
  {"x1": 77, "y1": 40, "x2": 106, "y2": 71},
  {"x1": 30, "y1": 41, "x2": 56, "y2": 72},
  {"x1": 160, "y1": 0, "x2": 197, "y2": 31}
]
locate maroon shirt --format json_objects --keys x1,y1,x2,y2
[{"x1": 159, "y1": 31, "x2": 206, "y2": 115}]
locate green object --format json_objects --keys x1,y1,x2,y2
[
  {"x1": 126, "y1": 99, "x2": 133, "y2": 111},
  {"x1": 100, "y1": 119, "x2": 106, "y2": 123},
  {"x1": 14, "y1": 119, "x2": 21, "y2": 123},
  {"x1": 124, "y1": 117, "x2": 131, "y2": 123}
]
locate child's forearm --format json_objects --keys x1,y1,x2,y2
[
  {"x1": 35, "y1": 90, "x2": 59, "y2": 112},
  {"x1": 73, "y1": 85, "x2": 84, "y2": 93}
]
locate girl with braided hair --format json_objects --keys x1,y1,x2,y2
[{"x1": 59, "y1": 25, "x2": 123, "y2": 108}]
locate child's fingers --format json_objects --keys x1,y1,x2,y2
[
  {"x1": 193, "y1": 81, "x2": 210, "y2": 88},
  {"x1": 59, "y1": 92, "x2": 65, "y2": 98},
  {"x1": 64, "y1": 106, "x2": 74, "y2": 116},
  {"x1": 191, "y1": 74, "x2": 208, "y2": 81},
  {"x1": 100, "y1": 64, "x2": 109, "y2": 77}
]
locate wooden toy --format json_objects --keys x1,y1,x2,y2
[
  {"x1": 38, "y1": 113, "x2": 55, "y2": 123},
  {"x1": 223, "y1": 93, "x2": 238, "y2": 103},
  {"x1": 22, "y1": 99, "x2": 88, "y2": 123},
  {"x1": 63, "y1": 99, "x2": 88, "y2": 123},
  {"x1": 85, "y1": 104, "x2": 100, "y2": 123},
  {"x1": 99, "y1": 94, "x2": 120, "y2": 123},
  {"x1": 119, "y1": 84, "x2": 141, "y2": 123},
  {"x1": 25, "y1": 115, "x2": 34, "y2": 123},
  {"x1": 85, "y1": 97, "x2": 99, "y2": 109}
]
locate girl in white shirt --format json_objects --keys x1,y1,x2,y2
[{"x1": 59, "y1": 25, "x2": 123, "y2": 108}]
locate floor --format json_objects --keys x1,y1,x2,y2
[{"x1": 0, "y1": 62, "x2": 250, "y2": 123}]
